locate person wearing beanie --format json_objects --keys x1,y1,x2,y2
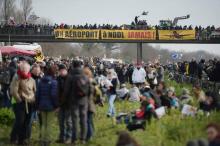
[
  {"x1": 63, "y1": 60, "x2": 90, "y2": 144},
  {"x1": 116, "y1": 84, "x2": 129, "y2": 100},
  {"x1": 179, "y1": 88, "x2": 193, "y2": 106},
  {"x1": 56, "y1": 64, "x2": 72, "y2": 144}
]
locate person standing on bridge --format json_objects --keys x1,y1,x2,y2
[{"x1": 135, "y1": 16, "x2": 140, "y2": 25}]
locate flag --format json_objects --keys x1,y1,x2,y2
[
  {"x1": 142, "y1": 11, "x2": 148, "y2": 15},
  {"x1": 28, "y1": 14, "x2": 40, "y2": 21}
]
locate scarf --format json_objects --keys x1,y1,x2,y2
[{"x1": 17, "y1": 69, "x2": 32, "y2": 79}]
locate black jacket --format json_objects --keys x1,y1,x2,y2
[
  {"x1": 63, "y1": 68, "x2": 89, "y2": 107},
  {"x1": 57, "y1": 75, "x2": 67, "y2": 107},
  {"x1": 209, "y1": 139, "x2": 220, "y2": 146},
  {"x1": 107, "y1": 78, "x2": 118, "y2": 95}
]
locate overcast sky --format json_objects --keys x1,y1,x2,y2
[{"x1": 30, "y1": 0, "x2": 220, "y2": 55}]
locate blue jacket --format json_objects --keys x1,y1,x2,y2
[{"x1": 36, "y1": 75, "x2": 58, "y2": 111}]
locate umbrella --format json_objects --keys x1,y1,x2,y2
[{"x1": 0, "y1": 46, "x2": 36, "y2": 56}]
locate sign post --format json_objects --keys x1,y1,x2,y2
[{"x1": 137, "y1": 43, "x2": 143, "y2": 65}]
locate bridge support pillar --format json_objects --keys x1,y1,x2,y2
[{"x1": 137, "y1": 43, "x2": 143, "y2": 65}]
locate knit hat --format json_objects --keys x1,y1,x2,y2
[
  {"x1": 182, "y1": 88, "x2": 190, "y2": 95},
  {"x1": 144, "y1": 82, "x2": 150, "y2": 88},
  {"x1": 167, "y1": 87, "x2": 175, "y2": 93},
  {"x1": 59, "y1": 64, "x2": 67, "y2": 70},
  {"x1": 121, "y1": 84, "x2": 126, "y2": 88}
]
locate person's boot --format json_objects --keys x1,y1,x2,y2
[
  {"x1": 80, "y1": 140, "x2": 86, "y2": 145},
  {"x1": 45, "y1": 141, "x2": 51, "y2": 146},
  {"x1": 64, "y1": 139, "x2": 72, "y2": 144},
  {"x1": 10, "y1": 140, "x2": 17, "y2": 145},
  {"x1": 112, "y1": 117, "x2": 116, "y2": 126},
  {"x1": 55, "y1": 139, "x2": 64, "y2": 143}
]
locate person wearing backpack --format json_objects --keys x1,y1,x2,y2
[
  {"x1": 36, "y1": 65, "x2": 58, "y2": 145},
  {"x1": 63, "y1": 60, "x2": 90, "y2": 144}
]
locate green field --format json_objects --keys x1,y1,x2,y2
[{"x1": 0, "y1": 79, "x2": 220, "y2": 146}]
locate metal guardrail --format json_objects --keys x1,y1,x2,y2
[
  {"x1": 0, "y1": 26, "x2": 54, "y2": 36},
  {"x1": 0, "y1": 26, "x2": 220, "y2": 43}
]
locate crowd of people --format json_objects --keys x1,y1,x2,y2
[
  {"x1": 0, "y1": 20, "x2": 219, "y2": 40},
  {"x1": 0, "y1": 23, "x2": 54, "y2": 36},
  {"x1": 167, "y1": 58, "x2": 220, "y2": 89},
  {"x1": 0, "y1": 55, "x2": 219, "y2": 145}
]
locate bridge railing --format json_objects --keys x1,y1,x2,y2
[
  {"x1": 0, "y1": 26, "x2": 218, "y2": 41},
  {"x1": 0, "y1": 26, "x2": 54, "y2": 36}
]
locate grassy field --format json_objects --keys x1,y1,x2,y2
[{"x1": 0, "y1": 79, "x2": 220, "y2": 146}]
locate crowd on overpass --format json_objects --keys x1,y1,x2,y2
[
  {"x1": 0, "y1": 55, "x2": 219, "y2": 145},
  {"x1": 0, "y1": 22, "x2": 219, "y2": 40}
]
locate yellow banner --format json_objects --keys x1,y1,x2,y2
[
  {"x1": 101, "y1": 30, "x2": 156, "y2": 40},
  {"x1": 159, "y1": 30, "x2": 195, "y2": 40},
  {"x1": 54, "y1": 29, "x2": 99, "y2": 39}
]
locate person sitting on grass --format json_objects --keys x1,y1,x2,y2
[
  {"x1": 161, "y1": 87, "x2": 179, "y2": 109},
  {"x1": 129, "y1": 84, "x2": 141, "y2": 102},
  {"x1": 139, "y1": 82, "x2": 151, "y2": 94},
  {"x1": 179, "y1": 88, "x2": 193, "y2": 106},
  {"x1": 126, "y1": 98, "x2": 156, "y2": 131},
  {"x1": 206, "y1": 123, "x2": 220, "y2": 146},
  {"x1": 140, "y1": 83, "x2": 162, "y2": 108},
  {"x1": 193, "y1": 83, "x2": 206, "y2": 102},
  {"x1": 116, "y1": 84, "x2": 129, "y2": 100},
  {"x1": 199, "y1": 91, "x2": 220, "y2": 112},
  {"x1": 168, "y1": 87, "x2": 179, "y2": 108},
  {"x1": 135, "y1": 99, "x2": 156, "y2": 121},
  {"x1": 186, "y1": 123, "x2": 220, "y2": 146},
  {"x1": 156, "y1": 81, "x2": 167, "y2": 96},
  {"x1": 116, "y1": 131, "x2": 140, "y2": 146}
]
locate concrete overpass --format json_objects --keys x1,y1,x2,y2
[
  {"x1": 0, "y1": 34, "x2": 220, "y2": 64},
  {"x1": 1, "y1": 34, "x2": 220, "y2": 44}
]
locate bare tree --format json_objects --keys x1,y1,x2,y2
[
  {"x1": 79, "y1": 43, "x2": 96, "y2": 53},
  {"x1": 20, "y1": 0, "x2": 32, "y2": 22},
  {"x1": 0, "y1": 0, "x2": 3, "y2": 9},
  {"x1": 2, "y1": 0, "x2": 15, "y2": 22},
  {"x1": 14, "y1": 9, "x2": 24, "y2": 24}
]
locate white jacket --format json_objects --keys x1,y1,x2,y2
[
  {"x1": 116, "y1": 87, "x2": 129, "y2": 98},
  {"x1": 132, "y1": 67, "x2": 146, "y2": 83},
  {"x1": 129, "y1": 87, "x2": 141, "y2": 102}
]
